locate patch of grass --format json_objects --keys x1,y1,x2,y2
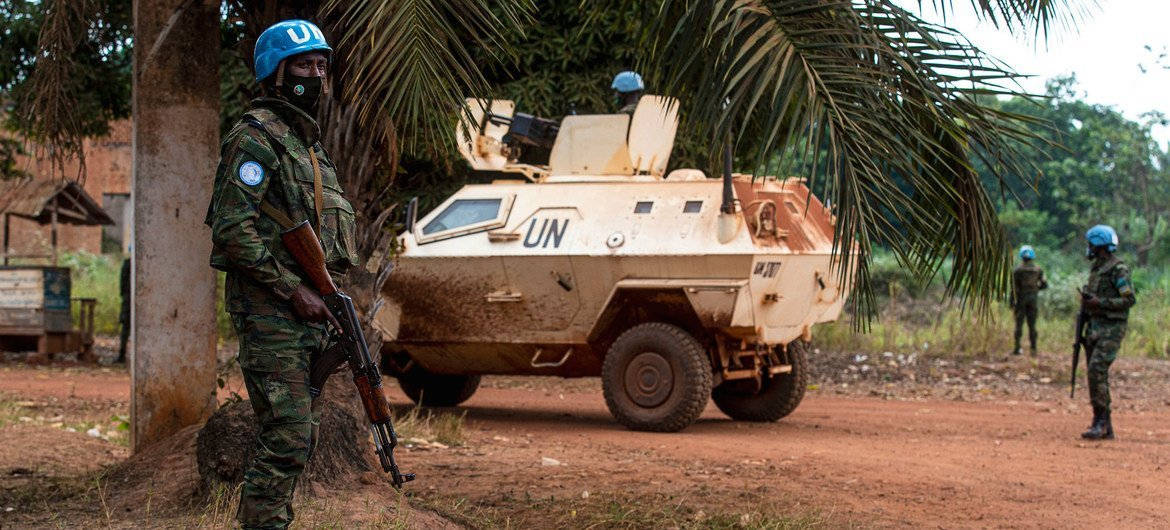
[
  {"x1": 0, "y1": 398, "x2": 28, "y2": 427},
  {"x1": 826, "y1": 248, "x2": 1170, "y2": 359},
  {"x1": 194, "y1": 482, "x2": 241, "y2": 528},
  {"x1": 818, "y1": 295, "x2": 1170, "y2": 360},
  {"x1": 391, "y1": 407, "x2": 466, "y2": 447}
]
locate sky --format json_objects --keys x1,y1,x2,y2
[{"x1": 897, "y1": 1, "x2": 1170, "y2": 146}]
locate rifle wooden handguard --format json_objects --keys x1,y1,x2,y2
[
  {"x1": 354, "y1": 374, "x2": 393, "y2": 424},
  {"x1": 280, "y1": 221, "x2": 338, "y2": 296}
]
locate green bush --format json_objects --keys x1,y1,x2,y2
[{"x1": 61, "y1": 251, "x2": 123, "y2": 335}]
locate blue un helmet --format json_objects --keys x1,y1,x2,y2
[
  {"x1": 611, "y1": 71, "x2": 644, "y2": 93},
  {"x1": 254, "y1": 20, "x2": 331, "y2": 82},
  {"x1": 1085, "y1": 224, "x2": 1119, "y2": 256},
  {"x1": 1019, "y1": 245, "x2": 1035, "y2": 260}
]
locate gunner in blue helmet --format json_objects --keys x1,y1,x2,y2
[
  {"x1": 1077, "y1": 224, "x2": 1136, "y2": 440},
  {"x1": 1010, "y1": 245, "x2": 1046, "y2": 356},
  {"x1": 204, "y1": 19, "x2": 359, "y2": 528},
  {"x1": 611, "y1": 70, "x2": 645, "y2": 115}
]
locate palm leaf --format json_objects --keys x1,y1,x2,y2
[
  {"x1": 321, "y1": 0, "x2": 532, "y2": 156},
  {"x1": 645, "y1": 0, "x2": 1057, "y2": 318},
  {"x1": 923, "y1": 0, "x2": 1094, "y2": 38}
]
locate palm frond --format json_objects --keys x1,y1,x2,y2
[
  {"x1": 321, "y1": 0, "x2": 532, "y2": 156},
  {"x1": 646, "y1": 0, "x2": 1051, "y2": 318},
  {"x1": 924, "y1": 0, "x2": 1095, "y2": 38},
  {"x1": 19, "y1": 0, "x2": 95, "y2": 182}
]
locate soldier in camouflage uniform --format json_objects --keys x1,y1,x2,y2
[
  {"x1": 1079, "y1": 225, "x2": 1135, "y2": 440},
  {"x1": 1010, "y1": 245, "x2": 1046, "y2": 356},
  {"x1": 204, "y1": 20, "x2": 358, "y2": 529}
]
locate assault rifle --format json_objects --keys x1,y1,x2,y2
[
  {"x1": 281, "y1": 221, "x2": 415, "y2": 488},
  {"x1": 1070, "y1": 288, "x2": 1093, "y2": 399}
]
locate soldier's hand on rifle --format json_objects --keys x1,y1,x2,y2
[
  {"x1": 290, "y1": 283, "x2": 343, "y2": 329},
  {"x1": 1082, "y1": 293, "x2": 1102, "y2": 310}
]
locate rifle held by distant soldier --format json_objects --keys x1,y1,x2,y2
[
  {"x1": 1070, "y1": 289, "x2": 1091, "y2": 398},
  {"x1": 280, "y1": 220, "x2": 415, "y2": 488}
]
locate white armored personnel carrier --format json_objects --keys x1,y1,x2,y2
[{"x1": 374, "y1": 96, "x2": 850, "y2": 432}]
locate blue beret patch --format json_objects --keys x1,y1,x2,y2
[{"x1": 238, "y1": 161, "x2": 265, "y2": 186}]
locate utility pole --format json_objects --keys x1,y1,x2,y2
[{"x1": 130, "y1": 0, "x2": 220, "y2": 450}]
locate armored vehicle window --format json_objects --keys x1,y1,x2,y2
[
  {"x1": 634, "y1": 201, "x2": 653, "y2": 214},
  {"x1": 683, "y1": 200, "x2": 702, "y2": 213},
  {"x1": 423, "y1": 199, "x2": 502, "y2": 235}
]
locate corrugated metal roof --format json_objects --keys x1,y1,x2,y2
[{"x1": 0, "y1": 178, "x2": 115, "y2": 226}]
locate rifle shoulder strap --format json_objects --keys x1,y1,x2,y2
[
  {"x1": 241, "y1": 113, "x2": 322, "y2": 234},
  {"x1": 259, "y1": 200, "x2": 298, "y2": 230}
]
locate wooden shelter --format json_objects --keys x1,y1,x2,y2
[
  {"x1": 0, "y1": 178, "x2": 115, "y2": 265},
  {"x1": 0, "y1": 179, "x2": 112, "y2": 359}
]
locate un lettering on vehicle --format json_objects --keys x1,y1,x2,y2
[{"x1": 522, "y1": 217, "x2": 572, "y2": 249}]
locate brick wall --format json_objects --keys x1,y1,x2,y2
[{"x1": 6, "y1": 120, "x2": 131, "y2": 258}]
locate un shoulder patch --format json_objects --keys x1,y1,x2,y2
[{"x1": 238, "y1": 161, "x2": 265, "y2": 186}]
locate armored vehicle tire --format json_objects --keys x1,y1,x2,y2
[
  {"x1": 397, "y1": 368, "x2": 481, "y2": 407},
  {"x1": 601, "y1": 322, "x2": 712, "y2": 432},
  {"x1": 712, "y1": 341, "x2": 808, "y2": 422}
]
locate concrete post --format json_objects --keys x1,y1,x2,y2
[{"x1": 130, "y1": 0, "x2": 220, "y2": 451}]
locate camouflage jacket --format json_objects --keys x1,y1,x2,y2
[
  {"x1": 1011, "y1": 262, "x2": 1046, "y2": 305},
  {"x1": 205, "y1": 97, "x2": 359, "y2": 319},
  {"x1": 1083, "y1": 255, "x2": 1135, "y2": 322}
]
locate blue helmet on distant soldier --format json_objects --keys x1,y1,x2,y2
[
  {"x1": 1085, "y1": 224, "x2": 1118, "y2": 255},
  {"x1": 1019, "y1": 245, "x2": 1035, "y2": 260},
  {"x1": 611, "y1": 71, "x2": 644, "y2": 93},
  {"x1": 254, "y1": 20, "x2": 332, "y2": 81}
]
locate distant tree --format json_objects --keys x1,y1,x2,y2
[
  {"x1": 0, "y1": 0, "x2": 132, "y2": 180},
  {"x1": 988, "y1": 76, "x2": 1170, "y2": 266}
]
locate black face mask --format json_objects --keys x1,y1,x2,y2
[{"x1": 280, "y1": 74, "x2": 323, "y2": 113}]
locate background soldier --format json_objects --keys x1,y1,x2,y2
[
  {"x1": 204, "y1": 20, "x2": 358, "y2": 529},
  {"x1": 1079, "y1": 225, "x2": 1135, "y2": 440},
  {"x1": 1010, "y1": 245, "x2": 1046, "y2": 356},
  {"x1": 611, "y1": 70, "x2": 644, "y2": 114},
  {"x1": 117, "y1": 251, "x2": 131, "y2": 363}
]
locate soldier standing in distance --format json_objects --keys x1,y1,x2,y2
[
  {"x1": 1079, "y1": 225, "x2": 1135, "y2": 440},
  {"x1": 1010, "y1": 245, "x2": 1046, "y2": 356},
  {"x1": 204, "y1": 20, "x2": 359, "y2": 529},
  {"x1": 612, "y1": 70, "x2": 644, "y2": 115}
]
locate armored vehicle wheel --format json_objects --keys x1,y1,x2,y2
[
  {"x1": 601, "y1": 322, "x2": 712, "y2": 432},
  {"x1": 712, "y1": 341, "x2": 808, "y2": 422},
  {"x1": 397, "y1": 368, "x2": 481, "y2": 407}
]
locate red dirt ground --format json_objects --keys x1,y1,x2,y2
[{"x1": 2, "y1": 362, "x2": 1169, "y2": 527}]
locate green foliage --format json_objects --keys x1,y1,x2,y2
[
  {"x1": 986, "y1": 76, "x2": 1170, "y2": 265},
  {"x1": 61, "y1": 251, "x2": 123, "y2": 335},
  {"x1": 0, "y1": 136, "x2": 30, "y2": 179},
  {"x1": 0, "y1": 0, "x2": 132, "y2": 146},
  {"x1": 323, "y1": 0, "x2": 532, "y2": 156}
]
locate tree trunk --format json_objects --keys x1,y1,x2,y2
[{"x1": 195, "y1": 376, "x2": 375, "y2": 494}]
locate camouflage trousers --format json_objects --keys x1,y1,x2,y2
[
  {"x1": 1086, "y1": 318, "x2": 1127, "y2": 412},
  {"x1": 232, "y1": 313, "x2": 329, "y2": 530},
  {"x1": 1013, "y1": 299, "x2": 1038, "y2": 350}
]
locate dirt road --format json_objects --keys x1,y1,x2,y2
[
  {"x1": 3, "y1": 364, "x2": 1168, "y2": 527},
  {"x1": 397, "y1": 379, "x2": 1170, "y2": 528}
]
